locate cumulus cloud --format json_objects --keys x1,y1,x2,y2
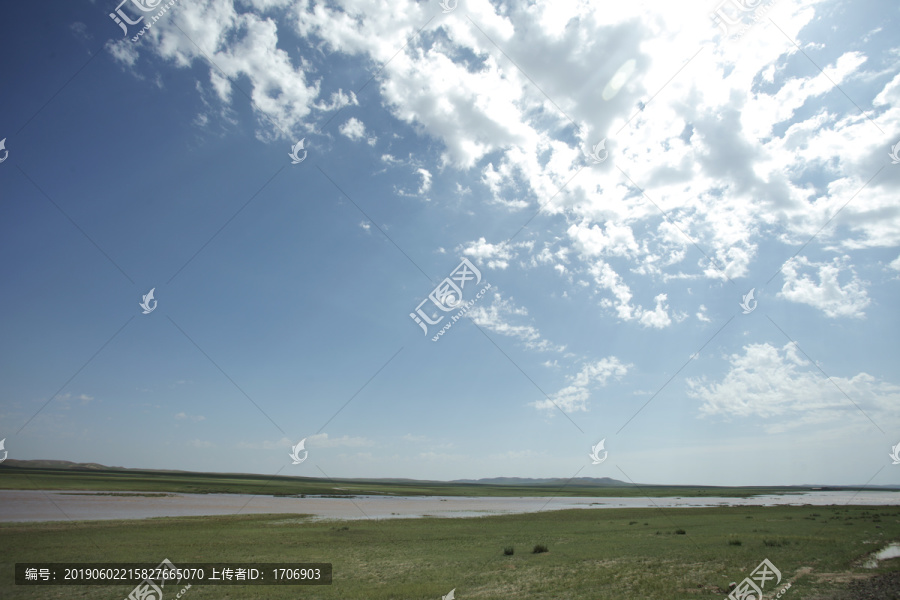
[
  {"x1": 107, "y1": 0, "x2": 323, "y2": 138},
  {"x1": 458, "y1": 237, "x2": 532, "y2": 270},
  {"x1": 778, "y1": 256, "x2": 870, "y2": 318},
  {"x1": 108, "y1": 0, "x2": 899, "y2": 342},
  {"x1": 696, "y1": 304, "x2": 711, "y2": 322},
  {"x1": 416, "y1": 168, "x2": 432, "y2": 194},
  {"x1": 339, "y1": 117, "x2": 366, "y2": 140},
  {"x1": 394, "y1": 166, "x2": 433, "y2": 198},
  {"x1": 567, "y1": 221, "x2": 640, "y2": 259},
  {"x1": 586, "y1": 260, "x2": 676, "y2": 327},
  {"x1": 689, "y1": 343, "x2": 899, "y2": 433},
  {"x1": 639, "y1": 293, "x2": 673, "y2": 329}
]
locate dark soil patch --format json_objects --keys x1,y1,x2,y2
[{"x1": 831, "y1": 571, "x2": 900, "y2": 600}]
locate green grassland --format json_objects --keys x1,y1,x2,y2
[
  {"x1": 1, "y1": 505, "x2": 898, "y2": 599},
  {"x1": 0, "y1": 464, "x2": 847, "y2": 498}
]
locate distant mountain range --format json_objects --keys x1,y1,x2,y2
[
  {"x1": 1, "y1": 460, "x2": 635, "y2": 485},
  {"x1": 451, "y1": 476, "x2": 635, "y2": 486},
  {"x1": 2, "y1": 460, "x2": 898, "y2": 489},
  {"x1": 0, "y1": 459, "x2": 184, "y2": 473}
]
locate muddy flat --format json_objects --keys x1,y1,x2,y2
[{"x1": 3, "y1": 490, "x2": 900, "y2": 523}]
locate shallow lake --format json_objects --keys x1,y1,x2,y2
[{"x1": 2, "y1": 490, "x2": 899, "y2": 523}]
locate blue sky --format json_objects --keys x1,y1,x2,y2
[{"x1": 1, "y1": 0, "x2": 900, "y2": 487}]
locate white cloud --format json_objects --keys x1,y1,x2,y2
[
  {"x1": 416, "y1": 168, "x2": 432, "y2": 194},
  {"x1": 778, "y1": 256, "x2": 870, "y2": 318},
  {"x1": 587, "y1": 261, "x2": 676, "y2": 327},
  {"x1": 70, "y1": 21, "x2": 90, "y2": 41},
  {"x1": 394, "y1": 166, "x2": 434, "y2": 198},
  {"x1": 534, "y1": 358, "x2": 630, "y2": 413},
  {"x1": 467, "y1": 293, "x2": 565, "y2": 353},
  {"x1": 175, "y1": 412, "x2": 206, "y2": 422},
  {"x1": 567, "y1": 221, "x2": 640, "y2": 259},
  {"x1": 689, "y1": 343, "x2": 900, "y2": 433},
  {"x1": 110, "y1": 0, "x2": 899, "y2": 336},
  {"x1": 339, "y1": 117, "x2": 366, "y2": 140},
  {"x1": 109, "y1": 0, "x2": 324, "y2": 138},
  {"x1": 459, "y1": 237, "x2": 532, "y2": 270},
  {"x1": 238, "y1": 0, "x2": 293, "y2": 10},
  {"x1": 105, "y1": 39, "x2": 139, "y2": 67},
  {"x1": 55, "y1": 393, "x2": 95, "y2": 407},
  {"x1": 638, "y1": 293, "x2": 673, "y2": 329},
  {"x1": 696, "y1": 304, "x2": 711, "y2": 322}
]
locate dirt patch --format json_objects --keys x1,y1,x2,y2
[
  {"x1": 832, "y1": 571, "x2": 900, "y2": 600},
  {"x1": 812, "y1": 572, "x2": 874, "y2": 585}
]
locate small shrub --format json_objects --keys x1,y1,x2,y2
[
  {"x1": 728, "y1": 539, "x2": 742, "y2": 546},
  {"x1": 503, "y1": 547, "x2": 514, "y2": 556},
  {"x1": 763, "y1": 539, "x2": 790, "y2": 547},
  {"x1": 629, "y1": 521, "x2": 638, "y2": 525},
  {"x1": 533, "y1": 544, "x2": 549, "y2": 554},
  {"x1": 675, "y1": 529, "x2": 686, "y2": 535}
]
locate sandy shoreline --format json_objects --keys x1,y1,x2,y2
[{"x1": 2, "y1": 489, "x2": 900, "y2": 523}]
